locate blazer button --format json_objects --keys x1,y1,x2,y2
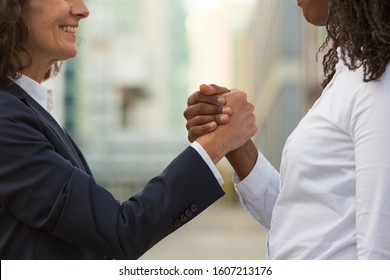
[
  {"x1": 185, "y1": 208, "x2": 193, "y2": 218},
  {"x1": 174, "y1": 219, "x2": 182, "y2": 228},
  {"x1": 190, "y1": 204, "x2": 198, "y2": 213},
  {"x1": 180, "y1": 213, "x2": 188, "y2": 223}
]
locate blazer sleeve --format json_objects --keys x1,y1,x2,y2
[{"x1": 0, "y1": 93, "x2": 224, "y2": 260}]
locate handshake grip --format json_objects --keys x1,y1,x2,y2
[
  {"x1": 196, "y1": 89, "x2": 257, "y2": 164},
  {"x1": 219, "y1": 90, "x2": 257, "y2": 152}
]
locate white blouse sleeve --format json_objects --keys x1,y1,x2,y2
[
  {"x1": 350, "y1": 78, "x2": 390, "y2": 259},
  {"x1": 234, "y1": 151, "x2": 280, "y2": 229}
]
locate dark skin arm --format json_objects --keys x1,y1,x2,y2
[
  {"x1": 225, "y1": 140, "x2": 258, "y2": 180},
  {"x1": 184, "y1": 84, "x2": 258, "y2": 180}
]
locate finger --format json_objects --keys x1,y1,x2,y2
[
  {"x1": 187, "y1": 90, "x2": 226, "y2": 106},
  {"x1": 186, "y1": 114, "x2": 230, "y2": 131},
  {"x1": 188, "y1": 122, "x2": 218, "y2": 142},
  {"x1": 199, "y1": 84, "x2": 230, "y2": 95},
  {"x1": 184, "y1": 103, "x2": 232, "y2": 120},
  {"x1": 223, "y1": 90, "x2": 248, "y2": 105},
  {"x1": 215, "y1": 114, "x2": 230, "y2": 124}
]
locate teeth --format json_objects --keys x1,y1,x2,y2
[{"x1": 60, "y1": 26, "x2": 77, "y2": 34}]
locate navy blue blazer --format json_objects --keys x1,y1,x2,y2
[{"x1": 0, "y1": 82, "x2": 224, "y2": 260}]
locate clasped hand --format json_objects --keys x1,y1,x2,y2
[{"x1": 184, "y1": 84, "x2": 257, "y2": 164}]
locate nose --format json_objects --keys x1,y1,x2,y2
[{"x1": 70, "y1": 0, "x2": 90, "y2": 19}]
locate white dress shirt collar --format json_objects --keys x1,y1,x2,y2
[{"x1": 14, "y1": 74, "x2": 55, "y2": 115}]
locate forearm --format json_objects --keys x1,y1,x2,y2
[
  {"x1": 226, "y1": 140, "x2": 258, "y2": 180},
  {"x1": 234, "y1": 151, "x2": 280, "y2": 229}
]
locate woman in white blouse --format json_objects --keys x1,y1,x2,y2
[{"x1": 184, "y1": 0, "x2": 390, "y2": 259}]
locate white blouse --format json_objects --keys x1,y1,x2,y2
[{"x1": 235, "y1": 60, "x2": 390, "y2": 259}]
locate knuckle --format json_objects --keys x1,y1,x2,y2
[
  {"x1": 189, "y1": 129, "x2": 196, "y2": 141},
  {"x1": 185, "y1": 121, "x2": 191, "y2": 130},
  {"x1": 188, "y1": 116, "x2": 196, "y2": 125},
  {"x1": 206, "y1": 95, "x2": 219, "y2": 104},
  {"x1": 186, "y1": 95, "x2": 194, "y2": 106},
  {"x1": 237, "y1": 91, "x2": 247, "y2": 99},
  {"x1": 215, "y1": 114, "x2": 225, "y2": 124},
  {"x1": 244, "y1": 102, "x2": 254, "y2": 112},
  {"x1": 194, "y1": 115, "x2": 204, "y2": 125},
  {"x1": 200, "y1": 103, "x2": 209, "y2": 111},
  {"x1": 183, "y1": 109, "x2": 189, "y2": 119},
  {"x1": 212, "y1": 95, "x2": 221, "y2": 105},
  {"x1": 201, "y1": 124, "x2": 209, "y2": 132},
  {"x1": 187, "y1": 91, "x2": 200, "y2": 105}
]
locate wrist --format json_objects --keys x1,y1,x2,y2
[
  {"x1": 196, "y1": 135, "x2": 226, "y2": 164},
  {"x1": 226, "y1": 140, "x2": 258, "y2": 180}
]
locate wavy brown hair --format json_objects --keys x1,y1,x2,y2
[
  {"x1": 0, "y1": 0, "x2": 60, "y2": 84},
  {"x1": 320, "y1": 0, "x2": 390, "y2": 88}
]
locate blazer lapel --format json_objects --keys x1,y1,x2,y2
[{"x1": 1, "y1": 82, "x2": 88, "y2": 171}]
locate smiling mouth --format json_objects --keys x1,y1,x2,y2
[{"x1": 60, "y1": 26, "x2": 78, "y2": 34}]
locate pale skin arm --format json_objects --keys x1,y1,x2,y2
[{"x1": 184, "y1": 84, "x2": 259, "y2": 180}]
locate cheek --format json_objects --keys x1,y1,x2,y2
[{"x1": 27, "y1": 20, "x2": 50, "y2": 43}]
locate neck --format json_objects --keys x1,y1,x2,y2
[
  {"x1": 18, "y1": 53, "x2": 53, "y2": 84},
  {"x1": 22, "y1": 66, "x2": 52, "y2": 84}
]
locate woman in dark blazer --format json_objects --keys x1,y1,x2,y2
[{"x1": 0, "y1": 0, "x2": 257, "y2": 259}]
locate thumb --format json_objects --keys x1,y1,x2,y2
[
  {"x1": 199, "y1": 84, "x2": 231, "y2": 95},
  {"x1": 199, "y1": 84, "x2": 218, "y2": 95}
]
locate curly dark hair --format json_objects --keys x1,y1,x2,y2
[
  {"x1": 320, "y1": 0, "x2": 390, "y2": 88},
  {"x1": 0, "y1": 0, "x2": 60, "y2": 84}
]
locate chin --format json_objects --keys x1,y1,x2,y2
[
  {"x1": 63, "y1": 49, "x2": 79, "y2": 59},
  {"x1": 304, "y1": 14, "x2": 327, "y2": 26}
]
